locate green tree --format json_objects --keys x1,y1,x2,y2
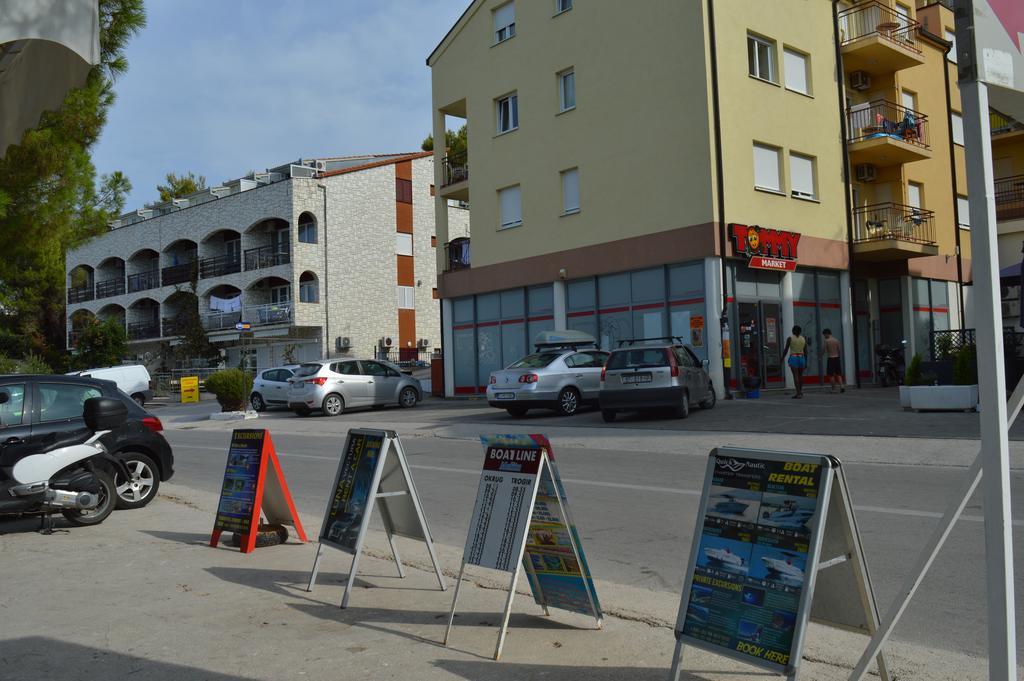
[
  {"x1": 421, "y1": 124, "x2": 467, "y2": 157},
  {"x1": 0, "y1": 0, "x2": 146, "y2": 369},
  {"x1": 174, "y1": 268, "x2": 217, "y2": 365},
  {"x1": 157, "y1": 171, "x2": 207, "y2": 202},
  {"x1": 73, "y1": 317, "x2": 128, "y2": 369}
]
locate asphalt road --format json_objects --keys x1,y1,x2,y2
[{"x1": 158, "y1": 398, "x2": 1024, "y2": 661}]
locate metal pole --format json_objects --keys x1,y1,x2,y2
[
  {"x1": 960, "y1": 75, "x2": 1017, "y2": 679},
  {"x1": 667, "y1": 638, "x2": 684, "y2": 681},
  {"x1": 306, "y1": 543, "x2": 325, "y2": 592},
  {"x1": 494, "y1": 561, "x2": 523, "y2": 661},
  {"x1": 443, "y1": 560, "x2": 467, "y2": 645},
  {"x1": 385, "y1": 530, "x2": 405, "y2": 579}
]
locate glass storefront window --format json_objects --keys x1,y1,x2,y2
[
  {"x1": 878, "y1": 278, "x2": 904, "y2": 350},
  {"x1": 598, "y1": 272, "x2": 630, "y2": 307},
  {"x1": 567, "y1": 278, "x2": 595, "y2": 312}
]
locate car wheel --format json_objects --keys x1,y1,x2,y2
[
  {"x1": 131, "y1": 393, "x2": 146, "y2": 407},
  {"x1": 699, "y1": 383, "x2": 717, "y2": 409},
  {"x1": 322, "y1": 393, "x2": 345, "y2": 416},
  {"x1": 114, "y1": 452, "x2": 160, "y2": 509},
  {"x1": 293, "y1": 407, "x2": 312, "y2": 417},
  {"x1": 507, "y1": 407, "x2": 528, "y2": 418},
  {"x1": 63, "y1": 469, "x2": 116, "y2": 526},
  {"x1": 556, "y1": 387, "x2": 580, "y2": 416},
  {"x1": 601, "y1": 409, "x2": 616, "y2": 423},
  {"x1": 250, "y1": 392, "x2": 266, "y2": 412},
  {"x1": 398, "y1": 386, "x2": 418, "y2": 408},
  {"x1": 676, "y1": 390, "x2": 690, "y2": 419}
]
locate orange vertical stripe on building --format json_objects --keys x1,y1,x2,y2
[
  {"x1": 396, "y1": 202, "x2": 413, "y2": 233},
  {"x1": 395, "y1": 160, "x2": 412, "y2": 181},
  {"x1": 397, "y1": 255, "x2": 415, "y2": 286},
  {"x1": 398, "y1": 309, "x2": 416, "y2": 351}
]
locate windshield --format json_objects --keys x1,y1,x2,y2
[
  {"x1": 293, "y1": 363, "x2": 323, "y2": 378},
  {"x1": 606, "y1": 348, "x2": 670, "y2": 370},
  {"x1": 508, "y1": 353, "x2": 561, "y2": 369}
]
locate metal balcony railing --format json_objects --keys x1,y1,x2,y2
[
  {"x1": 127, "y1": 269, "x2": 160, "y2": 293},
  {"x1": 67, "y1": 286, "x2": 94, "y2": 304},
  {"x1": 838, "y1": 1, "x2": 922, "y2": 53},
  {"x1": 202, "y1": 310, "x2": 243, "y2": 331},
  {"x1": 244, "y1": 245, "x2": 290, "y2": 271},
  {"x1": 248, "y1": 302, "x2": 293, "y2": 326},
  {"x1": 847, "y1": 99, "x2": 929, "y2": 148},
  {"x1": 95, "y1": 277, "x2": 126, "y2": 299},
  {"x1": 445, "y1": 237, "x2": 471, "y2": 272},
  {"x1": 853, "y1": 202, "x2": 936, "y2": 245},
  {"x1": 442, "y1": 150, "x2": 468, "y2": 187},
  {"x1": 161, "y1": 262, "x2": 195, "y2": 286},
  {"x1": 996, "y1": 175, "x2": 1024, "y2": 221},
  {"x1": 991, "y1": 110, "x2": 1022, "y2": 135},
  {"x1": 127, "y1": 320, "x2": 160, "y2": 340},
  {"x1": 199, "y1": 254, "x2": 241, "y2": 279}
]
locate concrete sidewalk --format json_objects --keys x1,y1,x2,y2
[{"x1": 0, "y1": 485, "x2": 997, "y2": 681}]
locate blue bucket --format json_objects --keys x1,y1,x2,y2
[{"x1": 746, "y1": 389, "x2": 760, "y2": 399}]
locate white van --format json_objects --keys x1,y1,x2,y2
[{"x1": 67, "y1": 365, "x2": 154, "y2": 406}]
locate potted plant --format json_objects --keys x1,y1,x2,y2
[
  {"x1": 899, "y1": 353, "x2": 922, "y2": 408},
  {"x1": 907, "y1": 346, "x2": 979, "y2": 412},
  {"x1": 205, "y1": 369, "x2": 254, "y2": 413}
]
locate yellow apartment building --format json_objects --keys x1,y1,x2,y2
[{"x1": 428, "y1": 0, "x2": 988, "y2": 398}]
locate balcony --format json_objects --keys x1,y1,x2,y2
[
  {"x1": 996, "y1": 175, "x2": 1024, "y2": 221},
  {"x1": 439, "y1": 150, "x2": 469, "y2": 201},
  {"x1": 244, "y1": 245, "x2": 290, "y2": 271},
  {"x1": 445, "y1": 237, "x2": 471, "y2": 272},
  {"x1": 852, "y1": 202, "x2": 938, "y2": 261},
  {"x1": 127, "y1": 269, "x2": 160, "y2": 293},
  {"x1": 127, "y1": 321, "x2": 160, "y2": 341},
  {"x1": 67, "y1": 286, "x2": 94, "y2": 304},
  {"x1": 248, "y1": 302, "x2": 293, "y2": 327},
  {"x1": 199, "y1": 254, "x2": 241, "y2": 279},
  {"x1": 838, "y1": 1, "x2": 925, "y2": 75},
  {"x1": 847, "y1": 100, "x2": 932, "y2": 167},
  {"x1": 95, "y1": 278, "x2": 126, "y2": 299},
  {"x1": 161, "y1": 262, "x2": 194, "y2": 287},
  {"x1": 202, "y1": 310, "x2": 243, "y2": 331},
  {"x1": 162, "y1": 316, "x2": 189, "y2": 337}
]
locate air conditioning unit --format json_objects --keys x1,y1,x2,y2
[
  {"x1": 417, "y1": 338, "x2": 430, "y2": 348},
  {"x1": 855, "y1": 163, "x2": 878, "y2": 182},
  {"x1": 850, "y1": 70, "x2": 872, "y2": 91},
  {"x1": 335, "y1": 336, "x2": 351, "y2": 352},
  {"x1": 381, "y1": 336, "x2": 395, "y2": 348}
]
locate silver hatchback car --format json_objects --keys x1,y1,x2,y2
[
  {"x1": 287, "y1": 358, "x2": 422, "y2": 417},
  {"x1": 250, "y1": 364, "x2": 299, "y2": 411}
]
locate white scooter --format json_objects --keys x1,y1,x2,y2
[{"x1": 0, "y1": 395, "x2": 132, "y2": 531}]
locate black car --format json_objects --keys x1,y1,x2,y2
[{"x1": 0, "y1": 374, "x2": 174, "y2": 509}]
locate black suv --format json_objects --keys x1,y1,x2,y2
[{"x1": 0, "y1": 374, "x2": 174, "y2": 509}]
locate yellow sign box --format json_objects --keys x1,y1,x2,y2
[{"x1": 181, "y1": 376, "x2": 199, "y2": 404}]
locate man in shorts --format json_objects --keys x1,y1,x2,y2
[{"x1": 822, "y1": 329, "x2": 845, "y2": 393}]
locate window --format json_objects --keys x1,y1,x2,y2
[
  {"x1": 226, "y1": 238, "x2": 241, "y2": 261},
  {"x1": 332, "y1": 361, "x2": 359, "y2": 376},
  {"x1": 0, "y1": 384, "x2": 26, "y2": 427},
  {"x1": 753, "y1": 143, "x2": 782, "y2": 193},
  {"x1": 957, "y1": 195, "x2": 970, "y2": 229},
  {"x1": 555, "y1": 0, "x2": 572, "y2": 14},
  {"x1": 395, "y1": 232, "x2": 413, "y2": 256},
  {"x1": 558, "y1": 68, "x2": 575, "y2": 111},
  {"x1": 783, "y1": 48, "x2": 810, "y2": 95},
  {"x1": 361, "y1": 361, "x2": 396, "y2": 378},
  {"x1": 789, "y1": 153, "x2": 817, "y2": 200},
  {"x1": 299, "y1": 272, "x2": 319, "y2": 303},
  {"x1": 271, "y1": 285, "x2": 291, "y2": 304},
  {"x1": 498, "y1": 185, "x2": 522, "y2": 228},
  {"x1": 901, "y1": 89, "x2": 916, "y2": 113},
  {"x1": 37, "y1": 383, "x2": 102, "y2": 422},
  {"x1": 396, "y1": 178, "x2": 413, "y2": 204},
  {"x1": 945, "y1": 28, "x2": 957, "y2": 63},
  {"x1": 298, "y1": 213, "x2": 317, "y2": 244},
  {"x1": 561, "y1": 168, "x2": 580, "y2": 214},
  {"x1": 493, "y1": 2, "x2": 515, "y2": 44},
  {"x1": 397, "y1": 285, "x2": 415, "y2": 309},
  {"x1": 951, "y1": 112, "x2": 964, "y2": 146},
  {"x1": 747, "y1": 34, "x2": 776, "y2": 82},
  {"x1": 496, "y1": 93, "x2": 519, "y2": 134},
  {"x1": 907, "y1": 181, "x2": 923, "y2": 210}
]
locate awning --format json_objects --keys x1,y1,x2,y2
[{"x1": 1000, "y1": 262, "x2": 1022, "y2": 280}]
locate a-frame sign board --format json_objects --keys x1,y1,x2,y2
[
  {"x1": 306, "y1": 429, "x2": 446, "y2": 608},
  {"x1": 209, "y1": 429, "x2": 307, "y2": 553},
  {"x1": 444, "y1": 434, "x2": 602, "y2": 661},
  {"x1": 669, "y1": 448, "x2": 891, "y2": 681}
]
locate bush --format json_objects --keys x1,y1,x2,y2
[
  {"x1": 904, "y1": 353, "x2": 924, "y2": 386},
  {"x1": 0, "y1": 352, "x2": 16, "y2": 374},
  {"x1": 18, "y1": 352, "x2": 52, "y2": 375},
  {"x1": 205, "y1": 369, "x2": 253, "y2": 412},
  {"x1": 953, "y1": 345, "x2": 978, "y2": 385}
]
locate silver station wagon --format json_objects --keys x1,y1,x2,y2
[
  {"x1": 287, "y1": 358, "x2": 421, "y2": 416},
  {"x1": 486, "y1": 331, "x2": 609, "y2": 417}
]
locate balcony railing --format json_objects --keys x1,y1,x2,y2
[
  {"x1": 199, "y1": 254, "x2": 241, "y2": 279},
  {"x1": 445, "y1": 237, "x2": 471, "y2": 272},
  {"x1": 249, "y1": 302, "x2": 293, "y2": 326},
  {"x1": 996, "y1": 175, "x2": 1024, "y2": 221},
  {"x1": 127, "y1": 269, "x2": 160, "y2": 293},
  {"x1": 244, "y1": 245, "x2": 290, "y2": 271},
  {"x1": 162, "y1": 316, "x2": 189, "y2": 337},
  {"x1": 127, "y1": 320, "x2": 160, "y2": 341},
  {"x1": 838, "y1": 1, "x2": 921, "y2": 53},
  {"x1": 442, "y1": 150, "x2": 468, "y2": 187},
  {"x1": 847, "y1": 100, "x2": 929, "y2": 148},
  {"x1": 67, "y1": 286, "x2": 94, "y2": 304},
  {"x1": 853, "y1": 202, "x2": 936, "y2": 245},
  {"x1": 161, "y1": 262, "x2": 195, "y2": 287},
  {"x1": 991, "y1": 110, "x2": 1023, "y2": 135},
  {"x1": 202, "y1": 310, "x2": 243, "y2": 331},
  {"x1": 95, "y1": 277, "x2": 126, "y2": 299}
]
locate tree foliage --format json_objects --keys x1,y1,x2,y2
[
  {"x1": 421, "y1": 124, "x2": 467, "y2": 157},
  {"x1": 73, "y1": 317, "x2": 128, "y2": 369},
  {"x1": 0, "y1": 0, "x2": 146, "y2": 369},
  {"x1": 157, "y1": 171, "x2": 207, "y2": 202}
]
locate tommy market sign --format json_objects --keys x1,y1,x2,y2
[{"x1": 730, "y1": 223, "x2": 801, "y2": 272}]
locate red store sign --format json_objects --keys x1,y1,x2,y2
[{"x1": 729, "y1": 223, "x2": 801, "y2": 272}]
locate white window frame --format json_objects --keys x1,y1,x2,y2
[
  {"x1": 945, "y1": 28, "x2": 957, "y2": 63},
  {"x1": 957, "y1": 195, "x2": 970, "y2": 229},
  {"x1": 561, "y1": 167, "x2": 580, "y2": 215},
  {"x1": 907, "y1": 181, "x2": 924, "y2": 210},
  {"x1": 496, "y1": 92, "x2": 519, "y2": 134},
  {"x1": 395, "y1": 232, "x2": 413, "y2": 256},
  {"x1": 748, "y1": 34, "x2": 777, "y2": 83},
  {"x1": 270, "y1": 285, "x2": 291, "y2": 304},
  {"x1": 951, "y1": 111, "x2": 964, "y2": 146},
  {"x1": 299, "y1": 279, "x2": 318, "y2": 303},
  {"x1": 498, "y1": 184, "x2": 523, "y2": 229},
  {"x1": 753, "y1": 143, "x2": 783, "y2": 193},
  {"x1": 397, "y1": 285, "x2": 416, "y2": 310},
  {"x1": 558, "y1": 68, "x2": 576, "y2": 112},
  {"x1": 783, "y1": 47, "x2": 810, "y2": 96},
  {"x1": 789, "y1": 152, "x2": 817, "y2": 200},
  {"x1": 493, "y1": 2, "x2": 516, "y2": 44},
  {"x1": 555, "y1": 0, "x2": 572, "y2": 15}
]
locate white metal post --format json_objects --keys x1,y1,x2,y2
[
  {"x1": 306, "y1": 543, "x2": 325, "y2": 592},
  {"x1": 443, "y1": 561, "x2": 467, "y2": 645},
  {"x1": 960, "y1": 77, "x2": 1018, "y2": 679}
]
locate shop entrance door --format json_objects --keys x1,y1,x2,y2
[{"x1": 737, "y1": 302, "x2": 784, "y2": 389}]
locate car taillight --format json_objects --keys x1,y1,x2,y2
[
  {"x1": 600, "y1": 367, "x2": 606, "y2": 382},
  {"x1": 306, "y1": 377, "x2": 328, "y2": 385},
  {"x1": 489, "y1": 375, "x2": 497, "y2": 385},
  {"x1": 142, "y1": 416, "x2": 163, "y2": 433},
  {"x1": 518, "y1": 374, "x2": 538, "y2": 384},
  {"x1": 669, "y1": 351, "x2": 680, "y2": 377}
]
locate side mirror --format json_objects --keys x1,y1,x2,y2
[{"x1": 83, "y1": 396, "x2": 128, "y2": 432}]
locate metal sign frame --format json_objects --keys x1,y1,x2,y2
[{"x1": 306, "y1": 429, "x2": 446, "y2": 608}]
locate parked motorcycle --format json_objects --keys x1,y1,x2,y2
[
  {"x1": 0, "y1": 396, "x2": 131, "y2": 531},
  {"x1": 875, "y1": 341, "x2": 907, "y2": 387}
]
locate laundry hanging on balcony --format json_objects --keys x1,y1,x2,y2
[{"x1": 210, "y1": 295, "x2": 241, "y2": 313}]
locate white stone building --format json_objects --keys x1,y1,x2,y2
[{"x1": 65, "y1": 152, "x2": 469, "y2": 370}]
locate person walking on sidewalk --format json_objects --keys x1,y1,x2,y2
[
  {"x1": 783, "y1": 325, "x2": 807, "y2": 399},
  {"x1": 823, "y1": 328, "x2": 846, "y2": 393}
]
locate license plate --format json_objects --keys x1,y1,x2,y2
[
  {"x1": 496, "y1": 392, "x2": 516, "y2": 400},
  {"x1": 621, "y1": 373, "x2": 652, "y2": 385}
]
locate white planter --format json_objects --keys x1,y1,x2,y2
[
  {"x1": 210, "y1": 410, "x2": 259, "y2": 421},
  {"x1": 898, "y1": 386, "x2": 912, "y2": 408},
  {"x1": 908, "y1": 385, "x2": 979, "y2": 412}
]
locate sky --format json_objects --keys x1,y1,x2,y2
[{"x1": 92, "y1": 0, "x2": 468, "y2": 212}]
